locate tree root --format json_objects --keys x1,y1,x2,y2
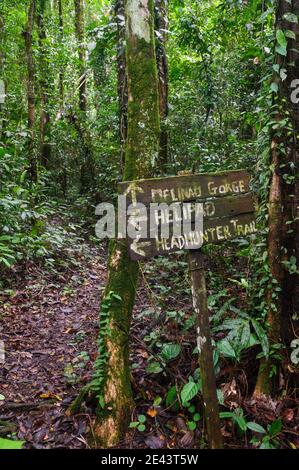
[{"x1": 66, "y1": 384, "x2": 92, "y2": 416}]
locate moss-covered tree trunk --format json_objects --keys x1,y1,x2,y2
[
  {"x1": 58, "y1": 0, "x2": 64, "y2": 107},
  {"x1": 74, "y1": 0, "x2": 87, "y2": 113},
  {"x1": 0, "y1": 4, "x2": 6, "y2": 140},
  {"x1": 115, "y1": 0, "x2": 128, "y2": 173},
  {"x1": 74, "y1": 0, "x2": 93, "y2": 192},
  {"x1": 155, "y1": 0, "x2": 168, "y2": 172},
  {"x1": 23, "y1": 0, "x2": 37, "y2": 185},
  {"x1": 92, "y1": 0, "x2": 160, "y2": 447},
  {"x1": 254, "y1": 0, "x2": 299, "y2": 397},
  {"x1": 37, "y1": 0, "x2": 52, "y2": 168}
]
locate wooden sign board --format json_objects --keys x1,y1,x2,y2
[
  {"x1": 119, "y1": 170, "x2": 250, "y2": 205},
  {"x1": 118, "y1": 170, "x2": 256, "y2": 260},
  {"x1": 128, "y1": 213, "x2": 256, "y2": 260},
  {"x1": 118, "y1": 169, "x2": 257, "y2": 449}
]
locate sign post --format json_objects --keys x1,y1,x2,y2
[
  {"x1": 189, "y1": 249, "x2": 223, "y2": 448},
  {"x1": 118, "y1": 169, "x2": 257, "y2": 449}
]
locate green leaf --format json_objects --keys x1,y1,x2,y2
[
  {"x1": 240, "y1": 322, "x2": 251, "y2": 349},
  {"x1": 138, "y1": 414, "x2": 146, "y2": 423},
  {"x1": 269, "y1": 419, "x2": 282, "y2": 436},
  {"x1": 187, "y1": 421, "x2": 196, "y2": 431},
  {"x1": 272, "y1": 64, "x2": 280, "y2": 73},
  {"x1": 283, "y1": 12, "x2": 298, "y2": 23},
  {"x1": 285, "y1": 30, "x2": 296, "y2": 39},
  {"x1": 217, "y1": 389, "x2": 224, "y2": 405},
  {"x1": 0, "y1": 394, "x2": 5, "y2": 401},
  {"x1": 275, "y1": 44, "x2": 287, "y2": 56},
  {"x1": 0, "y1": 438, "x2": 24, "y2": 449},
  {"x1": 146, "y1": 361, "x2": 163, "y2": 374},
  {"x1": 247, "y1": 422, "x2": 266, "y2": 434},
  {"x1": 276, "y1": 29, "x2": 287, "y2": 47},
  {"x1": 166, "y1": 385, "x2": 178, "y2": 407},
  {"x1": 137, "y1": 424, "x2": 146, "y2": 432},
  {"x1": 270, "y1": 82, "x2": 278, "y2": 93},
  {"x1": 193, "y1": 413, "x2": 201, "y2": 422},
  {"x1": 129, "y1": 421, "x2": 139, "y2": 428},
  {"x1": 233, "y1": 414, "x2": 247, "y2": 432},
  {"x1": 160, "y1": 343, "x2": 181, "y2": 362},
  {"x1": 181, "y1": 381, "x2": 200, "y2": 406},
  {"x1": 220, "y1": 411, "x2": 234, "y2": 419},
  {"x1": 252, "y1": 320, "x2": 269, "y2": 358},
  {"x1": 217, "y1": 338, "x2": 236, "y2": 359},
  {"x1": 153, "y1": 396, "x2": 162, "y2": 406}
]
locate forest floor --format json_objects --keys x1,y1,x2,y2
[{"x1": 0, "y1": 238, "x2": 299, "y2": 449}]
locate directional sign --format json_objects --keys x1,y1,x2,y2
[
  {"x1": 119, "y1": 169, "x2": 250, "y2": 206},
  {"x1": 127, "y1": 212, "x2": 257, "y2": 260},
  {"x1": 126, "y1": 193, "x2": 255, "y2": 237},
  {"x1": 118, "y1": 170, "x2": 256, "y2": 260},
  {"x1": 118, "y1": 169, "x2": 257, "y2": 448}
]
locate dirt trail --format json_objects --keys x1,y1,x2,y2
[{"x1": 0, "y1": 244, "x2": 107, "y2": 448}]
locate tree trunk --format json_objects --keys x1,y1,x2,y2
[
  {"x1": 37, "y1": 0, "x2": 51, "y2": 168},
  {"x1": 91, "y1": 0, "x2": 160, "y2": 447},
  {"x1": 0, "y1": 4, "x2": 6, "y2": 140},
  {"x1": 58, "y1": 0, "x2": 64, "y2": 106},
  {"x1": 115, "y1": 0, "x2": 127, "y2": 173},
  {"x1": 23, "y1": 0, "x2": 37, "y2": 184},
  {"x1": 254, "y1": 0, "x2": 299, "y2": 397},
  {"x1": 74, "y1": 0, "x2": 87, "y2": 112},
  {"x1": 155, "y1": 0, "x2": 168, "y2": 172},
  {"x1": 74, "y1": 0, "x2": 94, "y2": 192}
]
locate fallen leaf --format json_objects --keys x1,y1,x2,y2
[{"x1": 147, "y1": 408, "x2": 158, "y2": 418}]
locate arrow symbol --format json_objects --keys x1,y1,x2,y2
[
  {"x1": 130, "y1": 237, "x2": 151, "y2": 257},
  {"x1": 124, "y1": 182, "x2": 144, "y2": 206}
]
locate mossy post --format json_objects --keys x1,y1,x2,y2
[
  {"x1": 92, "y1": 0, "x2": 160, "y2": 447},
  {"x1": 189, "y1": 250, "x2": 223, "y2": 449}
]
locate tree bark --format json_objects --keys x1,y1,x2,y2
[
  {"x1": 23, "y1": 0, "x2": 37, "y2": 184},
  {"x1": 115, "y1": 0, "x2": 128, "y2": 173},
  {"x1": 74, "y1": 0, "x2": 94, "y2": 192},
  {"x1": 37, "y1": 0, "x2": 52, "y2": 168},
  {"x1": 0, "y1": 4, "x2": 6, "y2": 140},
  {"x1": 254, "y1": 0, "x2": 299, "y2": 397},
  {"x1": 74, "y1": 0, "x2": 87, "y2": 112},
  {"x1": 91, "y1": 0, "x2": 160, "y2": 447},
  {"x1": 155, "y1": 0, "x2": 168, "y2": 173},
  {"x1": 58, "y1": 0, "x2": 64, "y2": 106}
]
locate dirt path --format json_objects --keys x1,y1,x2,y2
[{"x1": 0, "y1": 243, "x2": 107, "y2": 448}]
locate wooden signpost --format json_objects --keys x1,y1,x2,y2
[{"x1": 118, "y1": 169, "x2": 257, "y2": 449}]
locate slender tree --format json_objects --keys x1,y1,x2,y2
[
  {"x1": 0, "y1": 2, "x2": 6, "y2": 139},
  {"x1": 74, "y1": 0, "x2": 87, "y2": 112},
  {"x1": 58, "y1": 0, "x2": 64, "y2": 106},
  {"x1": 115, "y1": 0, "x2": 128, "y2": 172},
  {"x1": 74, "y1": 0, "x2": 94, "y2": 192},
  {"x1": 155, "y1": 0, "x2": 169, "y2": 172},
  {"x1": 37, "y1": 0, "x2": 52, "y2": 167},
  {"x1": 23, "y1": 0, "x2": 37, "y2": 184},
  {"x1": 254, "y1": 0, "x2": 299, "y2": 397}
]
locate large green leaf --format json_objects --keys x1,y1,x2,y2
[
  {"x1": 276, "y1": 29, "x2": 287, "y2": 47},
  {"x1": 252, "y1": 320, "x2": 269, "y2": 358},
  {"x1": 247, "y1": 422, "x2": 266, "y2": 434},
  {"x1": 180, "y1": 381, "x2": 200, "y2": 406},
  {"x1": 217, "y1": 338, "x2": 236, "y2": 359},
  {"x1": 160, "y1": 343, "x2": 181, "y2": 362},
  {"x1": 0, "y1": 438, "x2": 24, "y2": 449}
]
